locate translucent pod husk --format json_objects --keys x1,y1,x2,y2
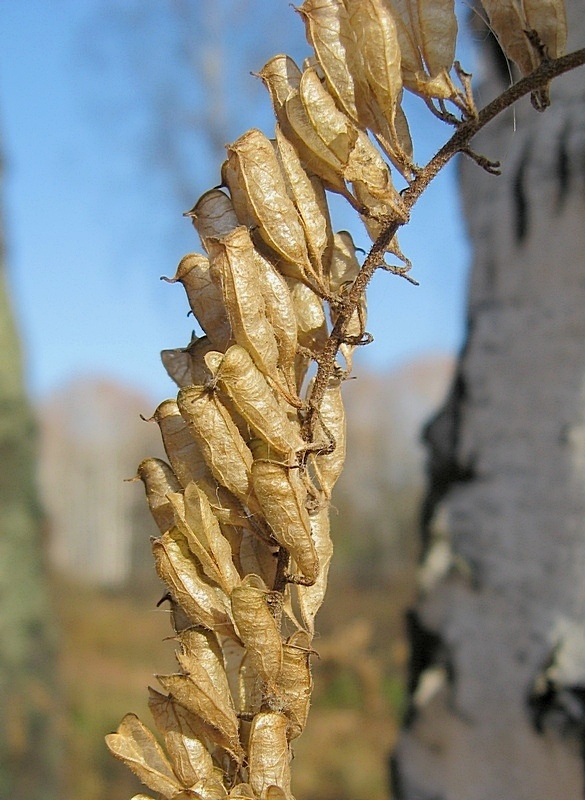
[
  {"x1": 105, "y1": 713, "x2": 183, "y2": 799},
  {"x1": 309, "y1": 375, "x2": 346, "y2": 499},
  {"x1": 230, "y1": 575, "x2": 284, "y2": 691},
  {"x1": 207, "y1": 345, "x2": 305, "y2": 457},
  {"x1": 151, "y1": 397, "x2": 253, "y2": 529},
  {"x1": 177, "y1": 384, "x2": 262, "y2": 518},
  {"x1": 296, "y1": 507, "x2": 333, "y2": 635},
  {"x1": 274, "y1": 123, "x2": 333, "y2": 281},
  {"x1": 385, "y1": 0, "x2": 459, "y2": 100},
  {"x1": 155, "y1": 666, "x2": 244, "y2": 764},
  {"x1": 238, "y1": 530, "x2": 279, "y2": 590},
  {"x1": 152, "y1": 528, "x2": 238, "y2": 639},
  {"x1": 271, "y1": 630, "x2": 313, "y2": 739},
  {"x1": 251, "y1": 444, "x2": 319, "y2": 585},
  {"x1": 285, "y1": 278, "x2": 329, "y2": 355},
  {"x1": 161, "y1": 335, "x2": 216, "y2": 389},
  {"x1": 136, "y1": 457, "x2": 181, "y2": 534},
  {"x1": 186, "y1": 188, "x2": 240, "y2": 251},
  {"x1": 223, "y1": 129, "x2": 318, "y2": 283},
  {"x1": 247, "y1": 712, "x2": 292, "y2": 800},
  {"x1": 146, "y1": 683, "x2": 216, "y2": 789},
  {"x1": 328, "y1": 231, "x2": 367, "y2": 371},
  {"x1": 207, "y1": 227, "x2": 281, "y2": 380},
  {"x1": 167, "y1": 483, "x2": 241, "y2": 594},
  {"x1": 258, "y1": 54, "x2": 355, "y2": 201},
  {"x1": 162, "y1": 253, "x2": 232, "y2": 351}
]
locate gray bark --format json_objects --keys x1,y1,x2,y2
[{"x1": 392, "y1": 5, "x2": 585, "y2": 799}]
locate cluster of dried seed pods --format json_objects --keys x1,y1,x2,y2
[{"x1": 107, "y1": 0, "x2": 567, "y2": 797}]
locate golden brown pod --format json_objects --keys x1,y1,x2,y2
[
  {"x1": 223, "y1": 129, "x2": 317, "y2": 280},
  {"x1": 274, "y1": 123, "x2": 333, "y2": 280},
  {"x1": 248, "y1": 712, "x2": 292, "y2": 800},
  {"x1": 209, "y1": 345, "x2": 305, "y2": 457},
  {"x1": 186, "y1": 188, "x2": 240, "y2": 251},
  {"x1": 177, "y1": 384, "x2": 260, "y2": 516},
  {"x1": 273, "y1": 630, "x2": 313, "y2": 739},
  {"x1": 296, "y1": 507, "x2": 333, "y2": 634},
  {"x1": 105, "y1": 713, "x2": 183, "y2": 799},
  {"x1": 167, "y1": 483, "x2": 241, "y2": 594},
  {"x1": 161, "y1": 253, "x2": 232, "y2": 351},
  {"x1": 161, "y1": 335, "x2": 217, "y2": 389},
  {"x1": 286, "y1": 278, "x2": 329, "y2": 355},
  {"x1": 310, "y1": 375, "x2": 346, "y2": 498},
  {"x1": 152, "y1": 529, "x2": 237, "y2": 638},
  {"x1": 155, "y1": 667, "x2": 244, "y2": 764},
  {"x1": 251, "y1": 449, "x2": 319, "y2": 585},
  {"x1": 207, "y1": 227, "x2": 281, "y2": 379},
  {"x1": 231, "y1": 575, "x2": 283, "y2": 689},
  {"x1": 136, "y1": 457, "x2": 181, "y2": 534},
  {"x1": 146, "y1": 686, "x2": 215, "y2": 789}
]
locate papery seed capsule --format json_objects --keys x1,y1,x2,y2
[
  {"x1": 167, "y1": 483, "x2": 241, "y2": 594},
  {"x1": 346, "y1": 0, "x2": 402, "y2": 130},
  {"x1": 161, "y1": 253, "x2": 232, "y2": 351},
  {"x1": 207, "y1": 227, "x2": 281, "y2": 380},
  {"x1": 286, "y1": 278, "x2": 329, "y2": 355},
  {"x1": 274, "y1": 124, "x2": 333, "y2": 280},
  {"x1": 248, "y1": 712, "x2": 292, "y2": 800},
  {"x1": 186, "y1": 188, "x2": 240, "y2": 251},
  {"x1": 296, "y1": 507, "x2": 333, "y2": 635},
  {"x1": 161, "y1": 335, "x2": 217, "y2": 389},
  {"x1": 251, "y1": 449, "x2": 319, "y2": 585},
  {"x1": 239, "y1": 530, "x2": 279, "y2": 589},
  {"x1": 136, "y1": 457, "x2": 181, "y2": 534},
  {"x1": 105, "y1": 713, "x2": 183, "y2": 799},
  {"x1": 328, "y1": 232, "x2": 367, "y2": 371},
  {"x1": 155, "y1": 670, "x2": 243, "y2": 763},
  {"x1": 274, "y1": 630, "x2": 313, "y2": 739},
  {"x1": 152, "y1": 529, "x2": 237, "y2": 638},
  {"x1": 231, "y1": 575, "x2": 283, "y2": 689},
  {"x1": 309, "y1": 375, "x2": 346, "y2": 498},
  {"x1": 146, "y1": 684, "x2": 215, "y2": 788},
  {"x1": 209, "y1": 345, "x2": 305, "y2": 457},
  {"x1": 177, "y1": 384, "x2": 260, "y2": 516},
  {"x1": 223, "y1": 129, "x2": 317, "y2": 280}
]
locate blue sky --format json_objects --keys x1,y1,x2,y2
[{"x1": 0, "y1": 0, "x2": 473, "y2": 404}]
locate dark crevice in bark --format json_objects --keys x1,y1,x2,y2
[{"x1": 512, "y1": 139, "x2": 532, "y2": 243}]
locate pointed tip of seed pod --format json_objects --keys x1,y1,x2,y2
[{"x1": 160, "y1": 274, "x2": 175, "y2": 283}]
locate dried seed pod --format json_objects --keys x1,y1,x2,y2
[
  {"x1": 146, "y1": 683, "x2": 216, "y2": 788},
  {"x1": 136, "y1": 457, "x2": 181, "y2": 534},
  {"x1": 152, "y1": 398, "x2": 212, "y2": 489},
  {"x1": 209, "y1": 345, "x2": 305, "y2": 457},
  {"x1": 385, "y1": 0, "x2": 458, "y2": 100},
  {"x1": 230, "y1": 575, "x2": 283, "y2": 689},
  {"x1": 328, "y1": 231, "x2": 367, "y2": 371},
  {"x1": 309, "y1": 375, "x2": 346, "y2": 498},
  {"x1": 346, "y1": 0, "x2": 402, "y2": 131},
  {"x1": 177, "y1": 384, "x2": 260, "y2": 516},
  {"x1": 207, "y1": 227, "x2": 281, "y2": 380},
  {"x1": 254, "y1": 247, "x2": 299, "y2": 394},
  {"x1": 167, "y1": 484, "x2": 241, "y2": 594},
  {"x1": 296, "y1": 507, "x2": 333, "y2": 635},
  {"x1": 228, "y1": 784, "x2": 256, "y2": 799},
  {"x1": 259, "y1": 55, "x2": 358, "y2": 202},
  {"x1": 238, "y1": 530, "x2": 279, "y2": 589},
  {"x1": 223, "y1": 129, "x2": 317, "y2": 281},
  {"x1": 274, "y1": 630, "x2": 313, "y2": 739},
  {"x1": 162, "y1": 253, "x2": 232, "y2": 351},
  {"x1": 248, "y1": 712, "x2": 292, "y2": 800},
  {"x1": 297, "y1": 0, "x2": 370, "y2": 125},
  {"x1": 274, "y1": 124, "x2": 333, "y2": 279},
  {"x1": 161, "y1": 335, "x2": 217, "y2": 389},
  {"x1": 251, "y1": 447, "x2": 319, "y2": 585},
  {"x1": 105, "y1": 713, "x2": 183, "y2": 799},
  {"x1": 479, "y1": 0, "x2": 566, "y2": 81},
  {"x1": 152, "y1": 529, "x2": 237, "y2": 638},
  {"x1": 155, "y1": 667, "x2": 244, "y2": 764},
  {"x1": 187, "y1": 188, "x2": 240, "y2": 251},
  {"x1": 286, "y1": 278, "x2": 329, "y2": 355}
]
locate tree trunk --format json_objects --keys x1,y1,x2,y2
[
  {"x1": 0, "y1": 143, "x2": 60, "y2": 798},
  {"x1": 392, "y1": 5, "x2": 585, "y2": 798}
]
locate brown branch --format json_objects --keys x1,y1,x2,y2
[{"x1": 306, "y1": 46, "x2": 585, "y2": 433}]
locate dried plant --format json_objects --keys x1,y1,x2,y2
[{"x1": 106, "y1": 2, "x2": 583, "y2": 798}]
